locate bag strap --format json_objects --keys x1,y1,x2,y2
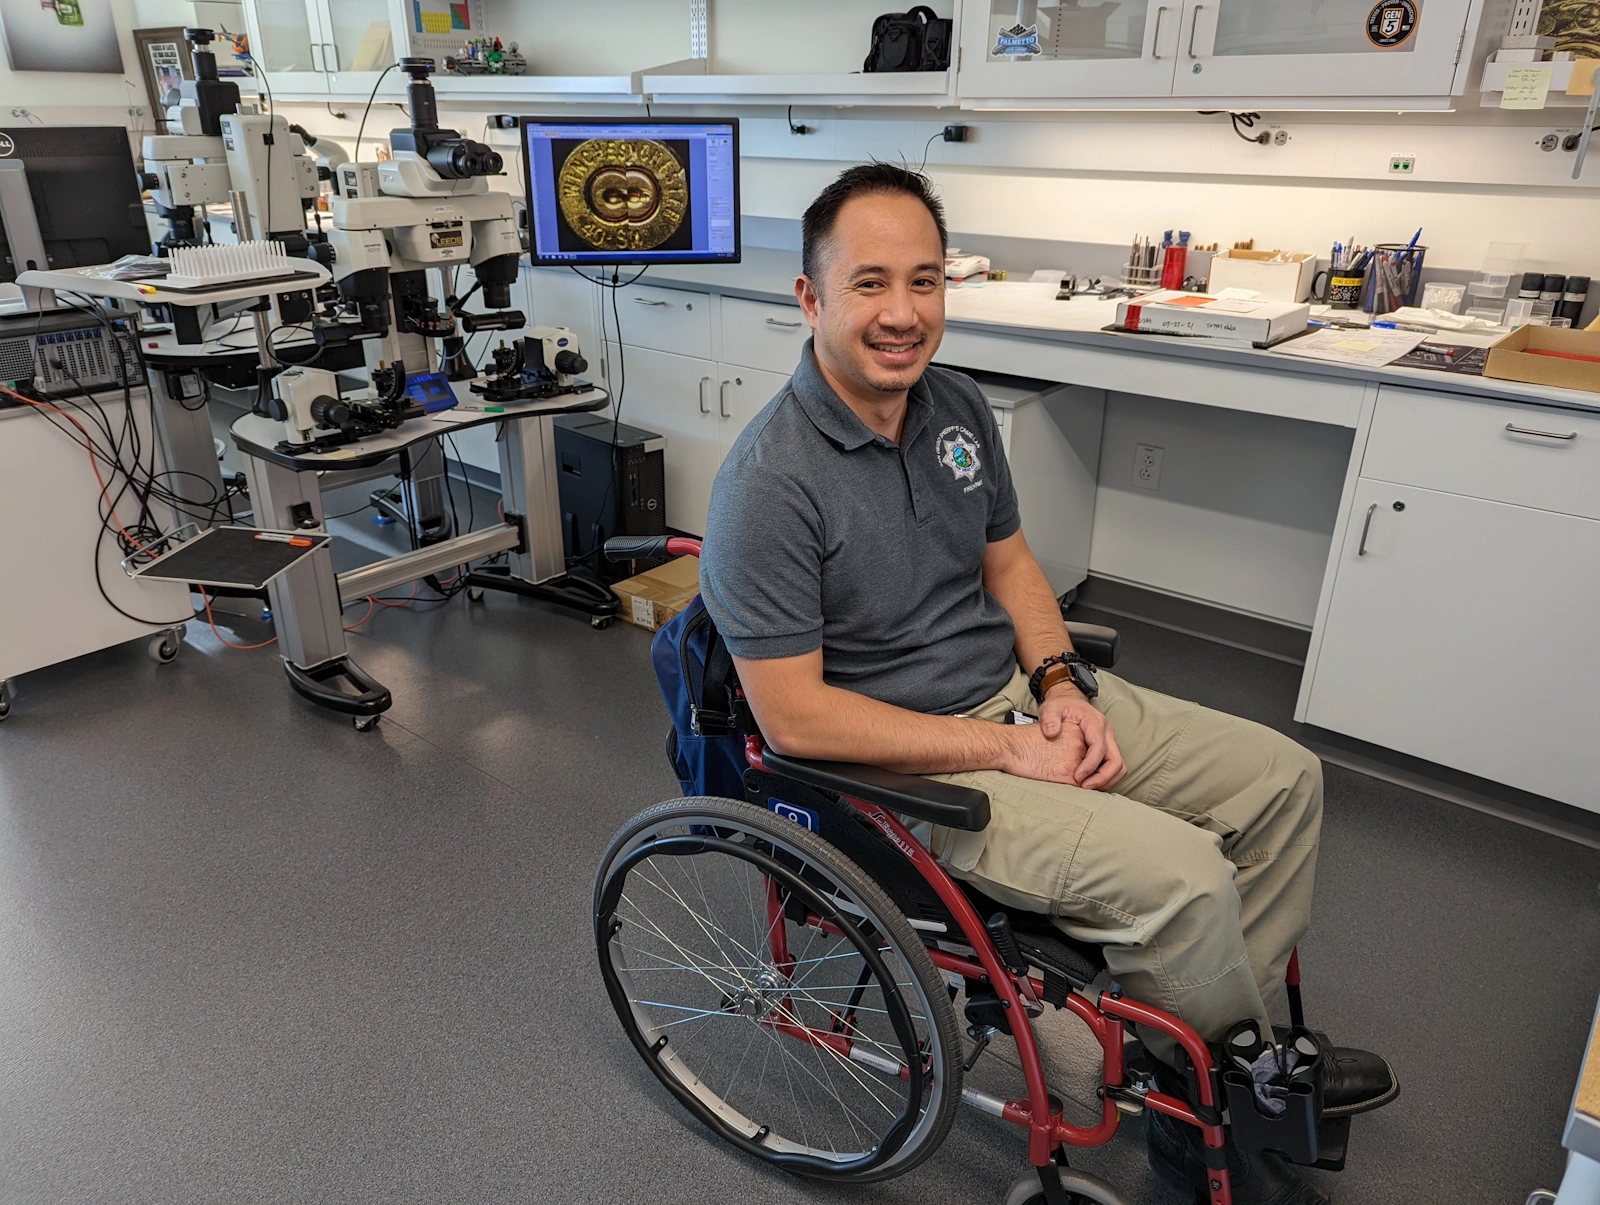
[{"x1": 908, "y1": 5, "x2": 938, "y2": 25}]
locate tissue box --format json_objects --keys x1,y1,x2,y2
[
  {"x1": 1115, "y1": 290, "x2": 1310, "y2": 345},
  {"x1": 1206, "y1": 250, "x2": 1319, "y2": 303}
]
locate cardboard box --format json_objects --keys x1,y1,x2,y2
[
  {"x1": 1115, "y1": 290, "x2": 1310, "y2": 346},
  {"x1": 1206, "y1": 249, "x2": 1319, "y2": 303},
  {"x1": 611, "y1": 554, "x2": 701, "y2": 632},
  {"x1": 1484, "y1": 324, "x2": 1600, "y2": 394}
]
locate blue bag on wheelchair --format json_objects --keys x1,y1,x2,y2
[{"x1": 650, "y1": 595, "x2": 749, "y2": 799}]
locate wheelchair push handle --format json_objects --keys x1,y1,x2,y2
[{"x1": 602, "y1": 535, "x2": 703, "y2": 562}]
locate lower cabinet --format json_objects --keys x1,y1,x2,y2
[
  {"x1": 1305, "y1": 476, "x2": 1600, "y2": 810},
  {"x1": 608, "y1": 342, "x2": 787, "y2": 536}
]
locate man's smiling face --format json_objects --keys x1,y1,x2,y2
[{"x1": 798, "y1": 190, "x2": 946, "y2": 402}]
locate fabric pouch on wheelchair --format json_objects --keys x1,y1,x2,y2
[{"x1": 652, "y1": 595, "x2": 750, "y2": 800}]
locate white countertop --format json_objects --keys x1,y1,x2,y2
[{"x1": 611, "y1": 248, "x2": 1600, "y2": 416}]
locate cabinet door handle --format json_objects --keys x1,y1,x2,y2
[
  {"x1": 1357, "y1": 502, "x2": 1377, "y2": 556},
  {"x1": 1151, "y1": 6, "x2": 1170, "y2": 58},
  {"x1": 309, "y1": 42, "x2": 324, "y2": 72},
  {"x1": 324, "y1": 43, "x2": 339, "y2": 73},
  {"x1": 1505, "y1": 422, "x2": 1577, "y2": 441},
  {"x1": 719, "y1": 379, "x2": 731, "y2": 418},
  {"x1": 1187, "y1": 4, "x2": 1205, "y2": 57},
  {"x1": 632, "y1": 297, "x2": 669, "y2": 307},
  {"x1": 698, "y1": 376, "x2": 712, "y2": 414},
  {"x1": 765, "y1": 317, "x2": 803, "y2": 328}
]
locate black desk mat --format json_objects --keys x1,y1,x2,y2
[{"x1": 132, "y1": 526, "x2": 330, "y2": 590}]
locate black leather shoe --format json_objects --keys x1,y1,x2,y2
[
  {"x1": 1319, "y1": 1045, "x2": 1399, "y2": 1116},
  {"x1": 1146, "y1": 1105, "x2": 1332, "y2": 1205}
]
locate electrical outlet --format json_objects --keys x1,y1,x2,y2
[
  {"x1": 1134, "y1": 444, "x2": 1163, "y2": 491},
  {"x1": 1540, "y1": 133, "x2": 1561, "y2": 151},
  {"x1": 1389, "y1": 155, "x2": 1415, "y2": 174}
]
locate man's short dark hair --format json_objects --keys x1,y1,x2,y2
[{"x1": 800, "y1": 162, "x2": 948, "y2": 283}]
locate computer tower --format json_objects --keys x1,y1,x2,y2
[{"x1": 553, "y1": 413, "x2": 667, "y2": 581}]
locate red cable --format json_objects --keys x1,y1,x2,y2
[
  {"x1": 343, "y1": 597, "x2": 376, "y2": 631},
  {"x1": 202, "y1": 593, "x2": 277, "y2": 650}
]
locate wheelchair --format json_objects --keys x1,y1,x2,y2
[{"x1": 594, "y1": 537, "x2": 1338, "y2": 1205}]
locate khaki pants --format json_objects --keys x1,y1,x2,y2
[{"x1": 910, "y1": 668, "x2": 1322, "y2": 1063}]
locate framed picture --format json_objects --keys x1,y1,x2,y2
[
  {"x1": 0, "y1": 0, "x2": 125, "y2": 73},
  {"x1": 132, "y1": 27, "x2": 194, "y2": 131}
]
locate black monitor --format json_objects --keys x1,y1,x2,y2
[
  {"x1": 0, "y1": 127, "x2": 148, "y2": 284},
  {"x1": 521, "y1": 117, "x2": 739, "y2": 266}
]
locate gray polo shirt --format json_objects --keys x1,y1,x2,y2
[{"x1": 700, "y1": 340, "x2": 1022, "y2": 715}]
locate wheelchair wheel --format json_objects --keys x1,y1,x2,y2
[{"x1": 594, "y1": 796, "x2": 962, "y2": 1183}]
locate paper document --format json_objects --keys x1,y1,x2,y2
[
  {"x1": 1269, "y1": 327, "x2": 1426, "y2": 368},
  {"x1": 1502, "y1": 65, "x2": 1553, "y2": 109}
]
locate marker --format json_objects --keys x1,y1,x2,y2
[{"x1": 256, "y1": 532, "x2": 314, "y2": 547}]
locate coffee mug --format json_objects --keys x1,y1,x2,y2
[{"x1": 1325, "y1": 271, "x2": 1366, "y2": 310}]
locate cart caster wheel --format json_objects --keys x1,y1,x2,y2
[
  {"x1": 591, "y1": 615, "x2": 613, "y2": 629},
  {"x1": 467, "y1": 586, "x2": 485, "y2": 602},
  {"x1": 353, "y1": 714, "x2": 380, "y2": 732},
  {"x1": 148, "y1": 626, "x2": 183, "y2": 664},
  {"x1": 1004, "y1": 1167, "x2": 1129, "y2": 1205},
  {"x1": 0, "y1": 697, "x2": 10, "y2": 722}
]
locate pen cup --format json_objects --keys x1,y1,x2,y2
[{"x1": 1362, "y1": 244, "x2": 1427, "y2": 315}]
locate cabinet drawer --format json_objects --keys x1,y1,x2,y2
[
  {"x1": 613, "y1": 284, "x2": 712, "y2": 359},
  {"x1": 721, "y1": 297, "x2": 808, "y2": 374},
  {"x1": 1363, "y1": 388, "x2": 1600, "y2": 520}
]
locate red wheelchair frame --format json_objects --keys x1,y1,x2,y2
[{"x1": 644, "y1": 535, "x2": 1314, "y2": 1205}]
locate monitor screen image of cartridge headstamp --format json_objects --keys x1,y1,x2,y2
[{"x1": 521, "y1": 117, "x2": 740, "y2": 266}]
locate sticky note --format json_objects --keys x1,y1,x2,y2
[
  {"x1": 1567, "y1": 59, "x2": 1600, "y2": 97},
  {"x1": 1502, "y1": 65, "x2": 1553, "y2": 109}
]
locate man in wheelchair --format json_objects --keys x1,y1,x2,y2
[{"x1": 697, "y1": 163, "x2": 1398, "y2": 1203}]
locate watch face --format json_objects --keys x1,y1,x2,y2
[{"x1": 1070, "y1": 662, "x2": 1099, "y2": 697}]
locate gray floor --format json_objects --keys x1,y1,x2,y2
[{"x1": 2, "y1": 482, "x2": 1597, "y2": 1205}]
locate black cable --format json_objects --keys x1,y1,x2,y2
[
  {"x1": 917, "y1": 130, "x2": 941, "y2": 172},
  {"x1": 354, "y1": 63, "x2": 401, "y2": 163},
  {"x1": 1201, "y1": 110, "x2": 1270, "y2": 145},
  {"x1": 264, "y1": 323, "x2": 325, "y2": 367},
  {"x1": 257, "y1": 68, "x2": 275, "y2": 237}
]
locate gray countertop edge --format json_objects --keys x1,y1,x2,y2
[{"x1": 560, "y1": 252, "x2": 1600, "y2": 418}]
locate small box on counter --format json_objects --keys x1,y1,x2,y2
[
  {"x1": 1114, "y1": 291, "x2": 1310, "y2": 346},
  {"x1": 1484, "y1": 325, "x2": 1600, "y2": 394},
  {"x1": 611, "y1": 555, "x2": 701, "y2": 632},
  {"x1": 1206, "y1": 249, "x2": 1319, "y2": 302}
]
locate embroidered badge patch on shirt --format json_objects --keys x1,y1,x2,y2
[{"x1": 937, "y1": 425, "x2": 982, "y2": 482}]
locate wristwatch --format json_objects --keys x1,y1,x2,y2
[{"x1": 1028, "y1": 652, "x2": 1099, "y2": 702}]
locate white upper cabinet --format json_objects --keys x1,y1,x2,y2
[
  {"x1": 1171, "y1": 0, "x2": 1477, "y2": 99},
  {"x1": 240, "y1": 0, "x2": 405, "y2": 99},
  {"x1": 958, "y1": 0, "x2": 1183, "y2": 99},
  {"x1": 959, "y1": 0, "x2": 1484, "y2": 108}
]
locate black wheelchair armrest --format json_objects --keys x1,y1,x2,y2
[
  {"x1": 1065, "y1": 621, "x2": 1119, "y2": 669},
  {"x1": 760, "y1": 750, "x2": 991, "y2": 833}
]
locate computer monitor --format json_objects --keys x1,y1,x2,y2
[
  {"x1": 0, "y1": 127, "x2": 148, "y2": 284},
  {"x1": 521, "y1": 117, "x2": 739, "y2": 266}
]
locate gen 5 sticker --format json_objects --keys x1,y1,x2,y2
[{"x1": 1366, "y1": 0, "x2": 1419, "y2": 48}]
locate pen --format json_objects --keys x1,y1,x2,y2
[
  {"x1": 256, "y1": 532, "x2": 315, "y2": 547},
  {"x1": 1407, "y1": 227, "x2": 1423, "y2": 249}
]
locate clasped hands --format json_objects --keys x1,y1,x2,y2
[{"x1": 1001, "y1": 684, "x2": 1128, "y2": 792}]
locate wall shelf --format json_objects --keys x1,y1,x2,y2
[
  {"x1": 430, "y1": 73, "x2": 641, "y2": 105},
  {"x1": 636, "y1": 69, "x2": 954, "y2": 107}
]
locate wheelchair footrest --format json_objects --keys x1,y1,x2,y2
[{"x1": 1311, "y1": 1114, "x2": 1350, "y2": 1172}]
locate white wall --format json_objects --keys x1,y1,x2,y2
[{"x1": 0, "y1": 0, "x2": 195, "y2": 126}]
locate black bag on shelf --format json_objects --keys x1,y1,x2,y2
[{"x1": 863, "y1": 6, "x2": 953, "y2": 72}]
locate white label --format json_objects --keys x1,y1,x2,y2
[{"x1": 631, "y1": 595, "x2": 655, "y2": 627}]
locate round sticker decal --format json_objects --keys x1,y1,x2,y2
[{"x1": 1366, "y1": 0, "x2": 1419, "y2": 48}]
